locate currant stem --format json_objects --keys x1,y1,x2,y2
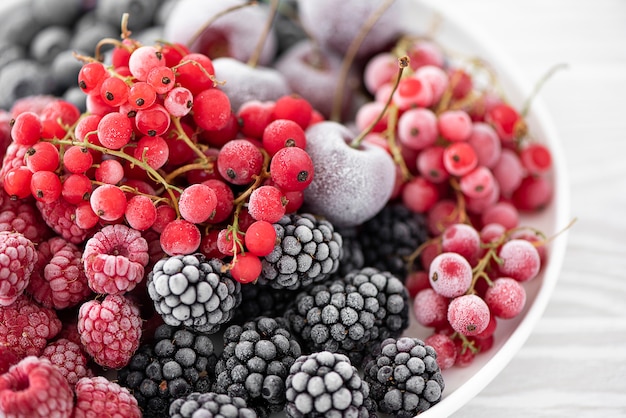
[
  {"x1": 331, "y1": 0, "x2": 396, "y2": 122},
  {"x1": 350, "y1": 55, "x2": 409, "y2": 148},
  {"x1": 170, "y1": 116, "x2": 211, "y2": 162},
  {"x1": 186, "y1": 1, "x2": 258, "y2": 49},
  {"x1": 50, "y1": 134, "x2": 181, "y2": 217},
  {"x1": 384, "y1": 104, "x2": 413, "y2": 182},
  {"x1": 248, "y1": 0, "x2": 279, "y2": 68},
  {"x1": 521, "y1": 63, "x2": 568, "y2": 117}
]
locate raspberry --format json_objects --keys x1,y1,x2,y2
[
  {"x1": 363, "y1": 337, "x2": 445, "y2": 416},
  {"x1": 36, "y1": 197, "x2": 95, "y2": 244},
  {"x1": 0, "y1": 295, "x2": 61, "y2": 357},
  {"x1": 27, "y1": 236, "x2": 92, "y2": 310},
  {"x1": 74, "y1": 376, "x2": 141, "y2": 418},
  {"x1": 0, "y1": 231, "x2": 37, "y2": 306},
  {"x1": 82, "y1": 224, "x2": 150, "y2": 295},
  {"x1": 40, "y1": 338, "x2": 92, "y2": 386},
  {"x1": 78, "y1": 294, "x2": 142, "y2": 369},
  {"x1": 0, "y1": 198, "x2": 51, "y2": 243},
  {"x1": 147, "y1": 254, "x2": 242, "y2": 334},
  {"x1": 0, "y1": 356, "x2": 74, "y2": 418}
]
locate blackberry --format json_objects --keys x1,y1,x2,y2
[
  {"x1": 363, "y1": 337, "x2": 445, "y2": 416},
  {"x1": 351, "y1": 203, "x2": 429, "y2": 278},
  {"x1": 147, "y1": 254, "x2": 242, "y2": 334},
  {"x1": 117, "y1": 324, "x2": 218, "y2": 418},
  {"x1": 335, "y1": 226, "x2": 365, "y2": 276},
  {"x1": 169, "y1": 392, "x2": 257, "y2": 418},
  {"x1": 259, "y1": 213, "x2": 343, "y2": 290},
  {"x1": 213, "y1": 317, "x2": 302, "y2": 417},
  {"x1": 285, "y1": 351, "x2": 375, "y2": 418},
  {"x1": 286, "y1": 267, "x2": 410, "y2": 364},
  {"x1": 231, "y1": 282, "x2": 299, "y2": 325}
]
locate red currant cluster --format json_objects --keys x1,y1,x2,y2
[
  {"x1": 354, "y1": 37, "x2": 557, "y2": 368},
  {"x1": 359, "y1": 37, "x2": 553, "y2": 218},
  {"x1": 2, "y1": 27, "x2": 319, "y2": 285}
]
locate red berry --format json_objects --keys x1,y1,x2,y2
[
  {"x1": 0, "y1": 231, "x2": 37, "y2": 306},
  {"x1": 230, "y1": 252, "x2": 262, "y2": 284},
  {"x1": 78, "y1": 294, "x2": 142, "y2": 369},
  {"x1": 429, "y1": 252, "x2": 473, "y2": 298},
  {"x1": 179, "y1": 184, "x2": 218, "y2": 225},
  {"x1": 40, "y1": 338, "x2": 92, "y2": 387},
  {"x1": 0, "y1": 356, "x2": 74, "y2": 417},
  {"x1": 244, "y1": 220, "x2": 277, "y2": 257},
  {"x1": 0, "y1": 295, "x2": 61, "y2": 357},
  {"x1": 269, "y1": 146, "x2": 314, "y2": 192},
  {"x1": 27, "y1": 236, "x2": 92, "y2": 310},
  {"x1": 74, "y1": 376, "x2": 141, "y2": 418},
  {"x1": 485, "y1": 277, "x2": 527, "y2": 319},
  {"x1": 83, "y1": 224, "x2": 149, "y2": 295},
  {"x1": 447, "y1": 294, "x2": 491, "y2": 336},
  {"x1": 160, "y1": 219, "x2": 201, "y2": 256}
]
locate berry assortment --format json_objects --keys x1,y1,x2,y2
[{"x1": 0, "y1": 0, "x2": 559, "y2": 417}]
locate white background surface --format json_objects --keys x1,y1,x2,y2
[
  {"x1": 1, "y1": 0, "x2": 625, "y2": 417},
  {"x1": 429, "y1": 1, "x2": 626, "y2": 417}
]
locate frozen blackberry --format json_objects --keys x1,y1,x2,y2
[
  {"x1": 286, "y1": 267, "x2": 410, "y2": 364},
  {"x1": 147, "y1": 254, "x2": 242, "y2": 334},
  {"x1": 117, "y1": 324, "x2": 218, "y2": 418},
  {"x1": 169, "y1": 392, "x2": 257, "y2": 418},
  {"x1": 213, "y1": 317, "x2": 302, "y2": 417},
  {"x1": 363, "y1": 337, "x2": 445, "y2": 416},
  {"x1": 354, "y1": 203, "x2": 429, "y2": 278},
  {"x1": 259, "y1": 213, "x2": 343, "y2": 290},
  {"x1": 285, "y1": 351, "x2": 375, "y2": 418},
  {"x1": 231, "y1": 283, "x2": 299, "y2": 325}
]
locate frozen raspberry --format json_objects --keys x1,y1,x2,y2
[
  {"x1": 0, "y1": 142, "x2": 29, "y2": 188},
  {"x1": 0, "y1": 198, "x2": 52, "y2": 243},
  {"x1": 0, "y1": 294, "x2": 61, "y2": 357},
  {"x1": 40, "y1": 338, "x2": 92, "y2": 387},
  {"x1": 74, "y1": 376, "x2": 141, "y2": 418},
  {"x1": 0, "y1": 231, "x2": 37, "y2": 306},
  {"x1": 0, "y1": 346, "x2": 20, "y2": 374},
  {"x1": 27, "y1": 236, "x2": 92, "y2": 310},
  {"x1": 0, "y1": 356, "x2": 74, "y2": 418},
  {"x1": 36, "y1": 197, "x2": 95, "y2": 244},
  {"x1": 83, "y1": 224, "x2": 150, "y2": 295},
  {"x1": 78, "y1": 294, "x2": 142, "y2": 369}
]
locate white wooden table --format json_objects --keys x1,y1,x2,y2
[{"x1": 429, "y1": 1, "x2": 626, "y2": 417}]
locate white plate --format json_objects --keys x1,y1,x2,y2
[{"x1": 398, "y1": 1, "x2": 570, "y2": 416}]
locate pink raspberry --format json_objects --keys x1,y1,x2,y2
[
  {"x1": 82, "y1": 224, "x2": 149, "y2": 295},
  {"x1": 0, "y1": 294, "x2": 61, "y2": 357},
  {"x1": 74, "y1": 376, "x2": 141, "y2": 418},
  {"x1": 78, "y1": 294, "x2": 142, "y2": 369},
  {"x1": 36, "y1": 197, "x2": 95, "y2": 245},
  {"x1": 27, "y1": 236, "x2": 92, "y2": 310},
  {"x1": 0, "y1": 231, "x2": 37, "y2": 306},
  {"x1": 0, "y1": 198, "x2": 52, "y2": 243},
  {"x1": 0, "y1": 356, "x2": 74, "y2": 418},
  {"x1": 40, "y1": 338, "x2": 93, "y2": 387}
]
